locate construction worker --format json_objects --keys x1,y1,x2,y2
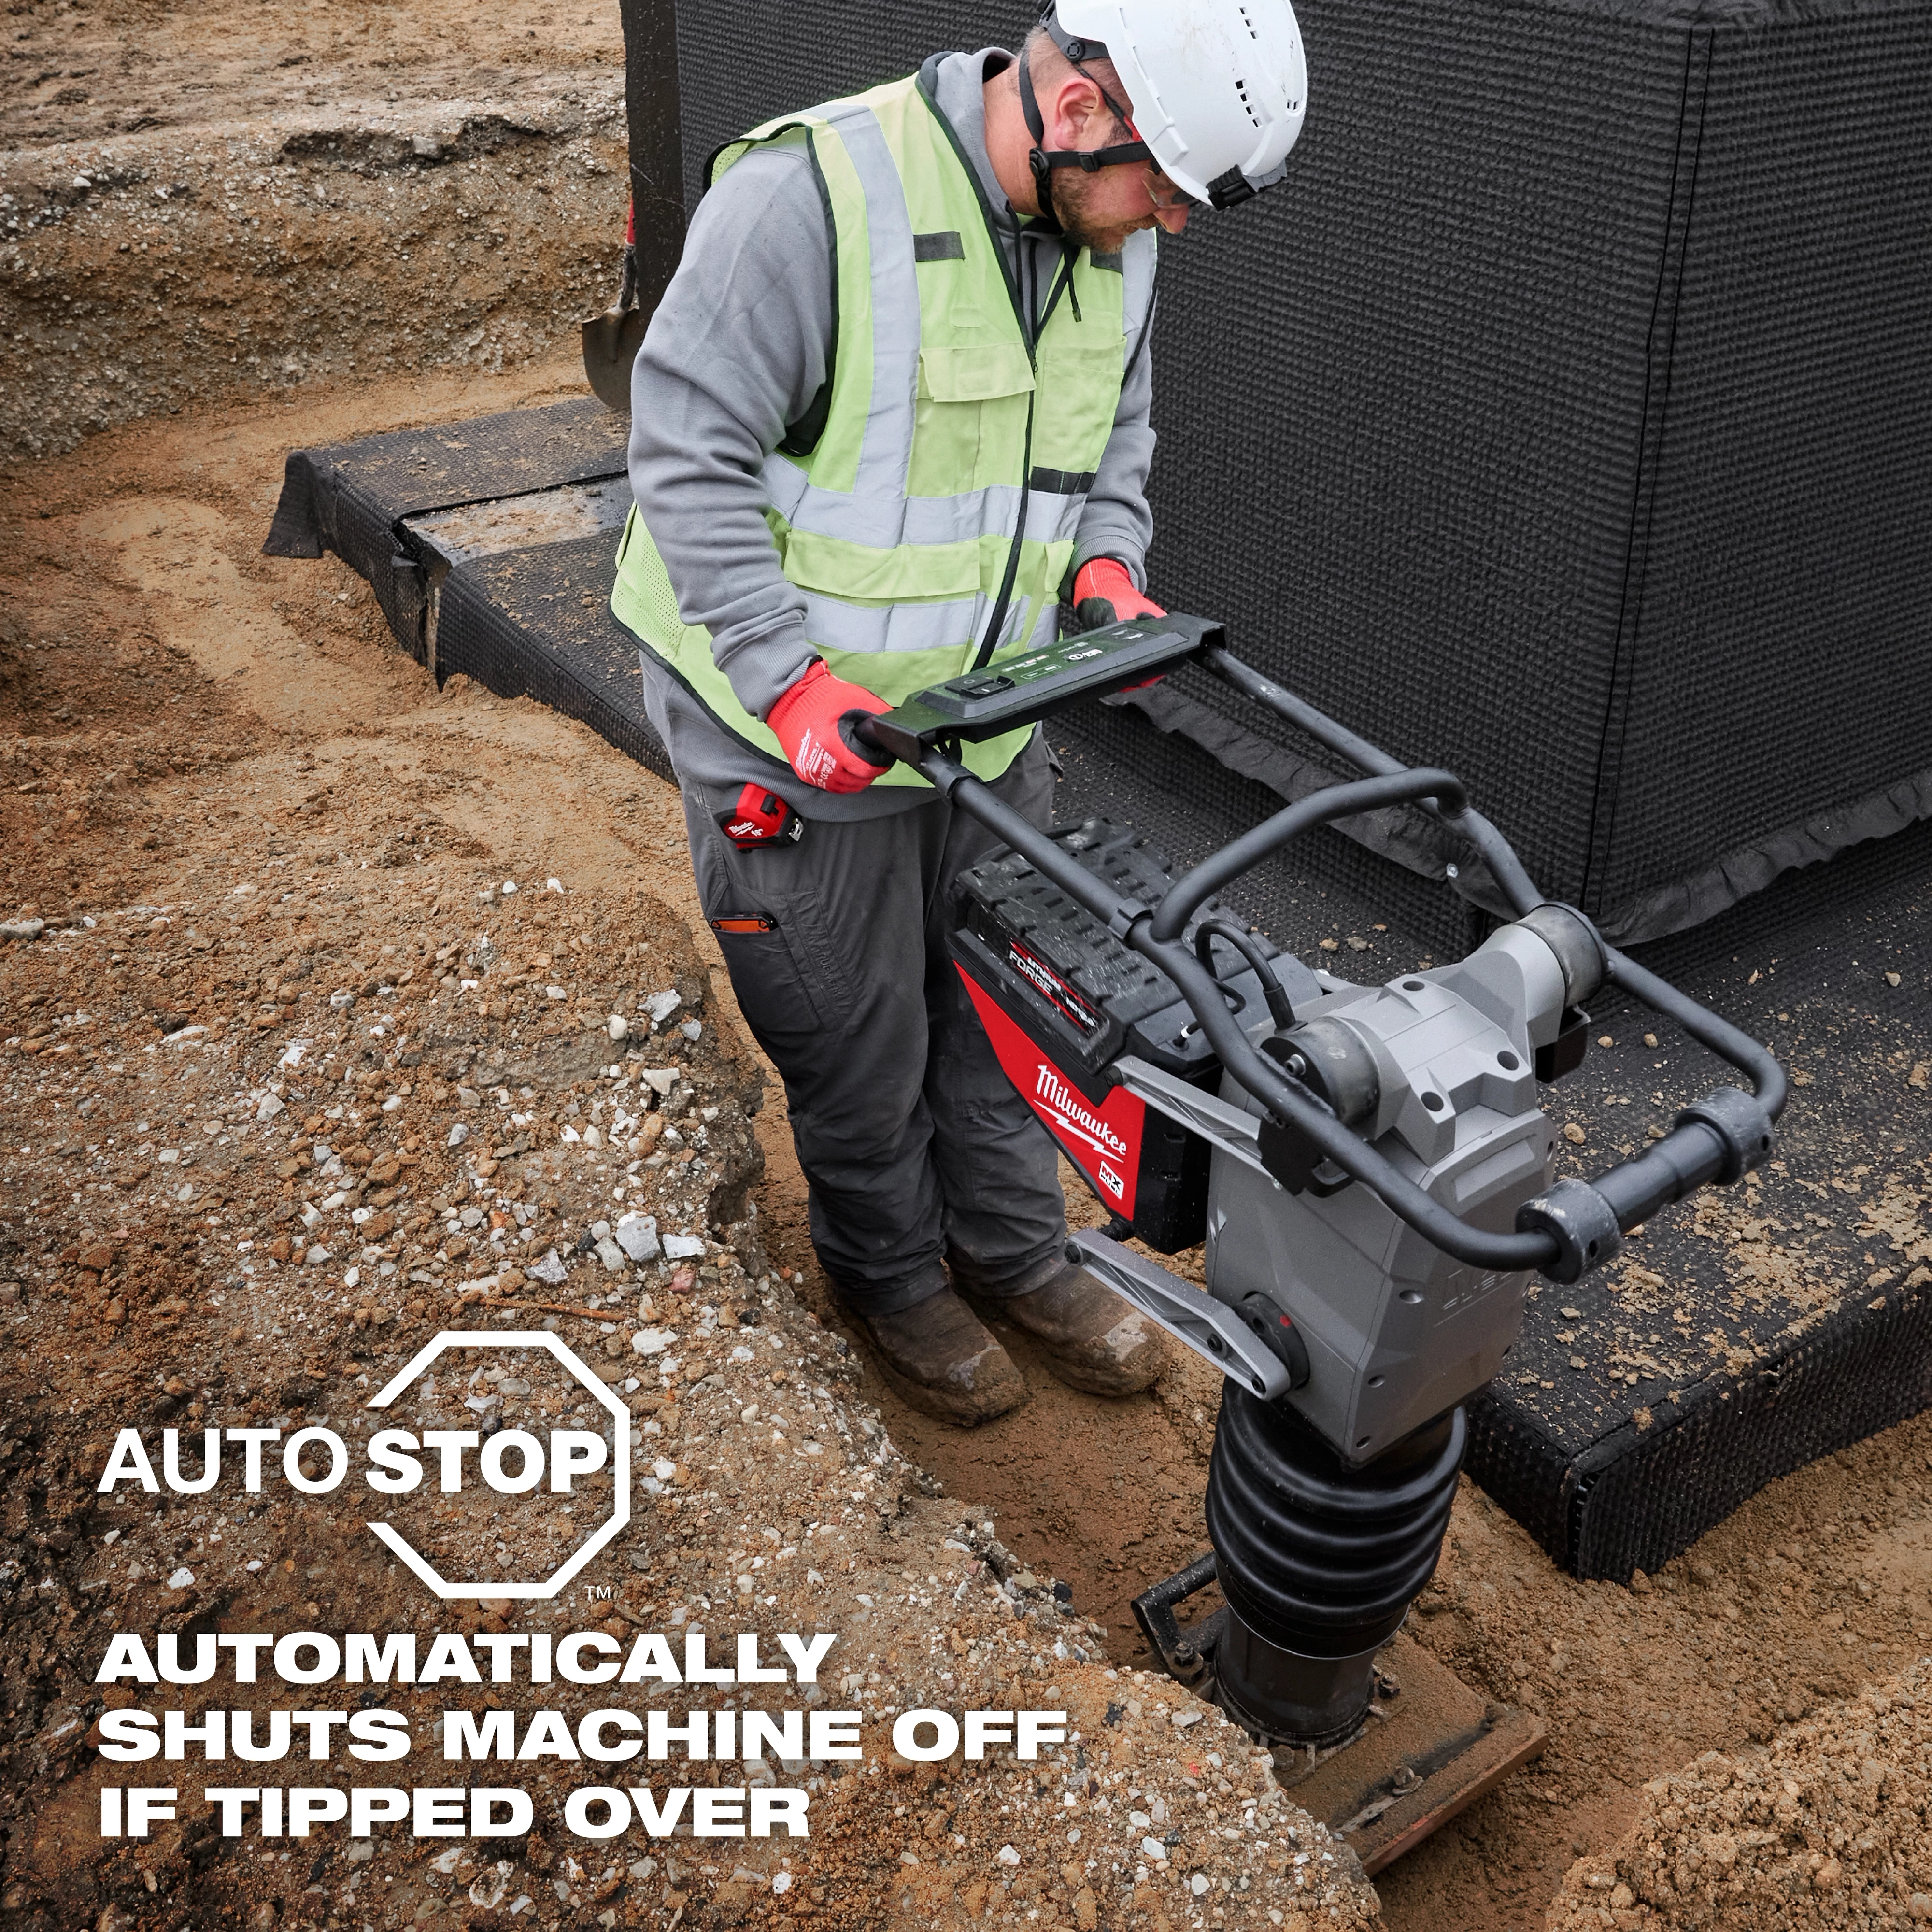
[{"x1": 611, "y1": 0, "x2": 1308, "y2": 1424}]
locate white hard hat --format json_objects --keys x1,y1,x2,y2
[{"x1": 1042, "y1": 0, "x2": 1309, "y2": 208}]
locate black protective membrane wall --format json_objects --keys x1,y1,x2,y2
[{"x1": 665, "y1": 0, "x2": 1932, "y2": 946}]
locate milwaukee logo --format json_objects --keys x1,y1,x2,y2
[
  {"x1": 954, "y1": 967, "x2": 1144, "y2": 1224},
  {"x1": 1035, "y1": 1065, "x2": 1129, "y2": 1159},
  {"x1": 716, "y1": 787, "x2": 800, "y2": 852}
]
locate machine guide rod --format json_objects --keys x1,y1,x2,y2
[{"x1": 1065, "y1": 1228, "x2": 1295, "y2": 1401}]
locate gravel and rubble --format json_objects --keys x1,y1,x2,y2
[
  {"x1": 0, "y1": 845, "x2": 1382, "y2": 1928},
  {"x1": 0, "y1": 860, "x2": 768, "y2": 1349}
]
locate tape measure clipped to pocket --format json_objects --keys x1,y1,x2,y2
[{"x1": 716, "y1": 782, "x2": 803, "y2": 852}]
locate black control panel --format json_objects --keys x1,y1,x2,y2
[{"x1": 863, "y1": 613, "x2": 1221, "y2": 763}]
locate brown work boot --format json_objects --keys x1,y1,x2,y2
[
  {"x1": 959, "y1": 1261, "x2": 1170, "y2": 1397},
  {"x1": 847, "y1": 1289, "x2": 1029, "y2": 1428}
]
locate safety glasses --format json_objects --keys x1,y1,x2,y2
[{"x1": 1143, "y1": 165, "x2": 1200, "y2": 212}]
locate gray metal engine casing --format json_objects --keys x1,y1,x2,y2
[{"x1": 1204, "y1": 924, "x2": 1567, "y2": 1464}]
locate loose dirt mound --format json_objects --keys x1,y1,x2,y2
[
  {"x1": 1546, "y1": 1665, "x2": 1932, "y2": 1930},
  {"x1": 1, "y1": 0, "x2": 629, "y2": 458}
]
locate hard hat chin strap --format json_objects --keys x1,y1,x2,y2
[{"x1": 1017, "y1": 40, "x2": 1152, "y2": 229}]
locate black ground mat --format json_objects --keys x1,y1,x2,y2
[
  {"x1": 268, "y1": 412, "x2": 1931, "y2": 1583},
  {"x1": 261, "y1": 399, "x2": 669, "y2": 782},
  {"x1": 1052, "y1": 696, "x2": 1488, "y2": 969},
  {"x1": 1492, "y1": 814, "x2": 1932, "y2": 1579},
  {"x1": 436, "y1": 530, "x2": 671, "y2": 785},
  {"x1": 262, "y1": 396, "x2": 631, "y2": 667}
]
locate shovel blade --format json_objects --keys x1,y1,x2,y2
[{"x1": 581, "y1": 305, "x2": 651, "y2": 412}]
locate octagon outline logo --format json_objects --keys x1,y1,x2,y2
[{"x1": 363, "y1": 1330, "x2": 631, "y2": 1601}]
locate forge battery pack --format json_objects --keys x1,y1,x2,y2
[{"x1": 951, "y1": 817, "x2": 1294, "y2": 1252}]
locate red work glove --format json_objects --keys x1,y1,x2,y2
[
  {"x1": 765, "y1": 659, "x2": 894, "y2": 794},
  {"x1": 1072, "y1": 557, "x2": 1165, "y2": 632}
]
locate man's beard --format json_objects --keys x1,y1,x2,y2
[{"x1": 1049, "y1": 166, "x2": 1155, "y2": 256}]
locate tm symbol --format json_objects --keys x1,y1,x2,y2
[{"x1": 584, "y1": 1585, "x2": 614, "y2": 1602}]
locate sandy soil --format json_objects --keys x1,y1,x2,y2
[
  {"x1": 1544, "y1": 1662, "x2": 1932, "y2": 1928},
  {"x1": 1, "y1": 0, "x2": 629, "y2": 457},
  {"x1": 5, "y1": 6, "x2": 1932, "y2": 1930},
  {"x1": 0, "y1": 364, "x2": 1388, "y2": 1932}
]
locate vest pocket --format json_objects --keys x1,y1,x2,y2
[
  {"x1": 910, "y1": 342, "x2": 1036, "y2": 498},
  {"x1": 779, "y1": 529, "x2": 986, "y2": 603},
  {"x1": 917, "y1": 342, "x2": 1035, "y2": 402},
  {"x1": 1031, "y1": 336, "x2": 1128, "y2": 475}
]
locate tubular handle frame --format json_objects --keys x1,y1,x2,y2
[
  {"x1": 853, "y1": 646, "x2": 1786, "y2": 1282},
  {"x1": 1201, "y1": 646, "x2": 1788, "y2": 1123},
  {"x1": 906, "y1": 741, "x2": 1560, "y2": 1272},
  {"x1": 1149, "y1": 767, "x2": 1468, "y2": 942}
]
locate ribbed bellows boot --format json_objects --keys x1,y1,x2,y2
[{"x1": 1203, "y1": 1386, "x2": 1465, "y2": 1748}]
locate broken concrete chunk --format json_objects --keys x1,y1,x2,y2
[{"x1": 615, "y1": 1213, "x2": 660, "y2": 1263}]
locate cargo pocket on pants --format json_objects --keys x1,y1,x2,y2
[{"x1": 707, "y1": 914, "x2": 824, "y2": 1058}]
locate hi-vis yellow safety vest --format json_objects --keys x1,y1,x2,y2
[{"x1": 611, "y1": 68, "x2": 1157, "y2": 787}]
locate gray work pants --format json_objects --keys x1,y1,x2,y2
[{"x1": 679, "y1": 736, "x2": 1067, "y2": 1316}]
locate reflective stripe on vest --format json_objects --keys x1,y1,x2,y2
[{"x1": 611, "y1": 69, "x2": 1157, "y2": 788}]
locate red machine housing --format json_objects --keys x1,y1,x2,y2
[{"x1": 949, "y1": 817, "x2": 1291, "y2": 1252}]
